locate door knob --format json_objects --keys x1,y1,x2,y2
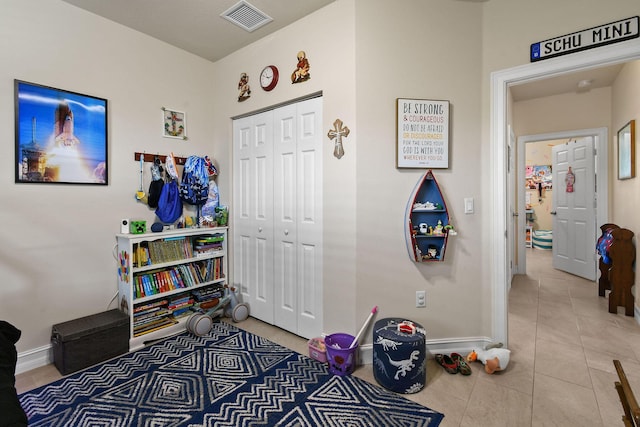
[
  {"x1": 550, "y1": 211, "x2": 557, "y2": 215},
  {"x1": 284, "y1": 229, "x2": 289, "y2": 235},
  {"x1": 258, "y1": 227, "x2": 263, "y2": 232}
]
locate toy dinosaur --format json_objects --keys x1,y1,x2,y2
[{"x1": 466, "y1": 347, "x2": 511, "y2": 374}]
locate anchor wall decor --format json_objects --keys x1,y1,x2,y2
[{"x1": 327, "y1": 118, "x2": 350, "y2": 159}]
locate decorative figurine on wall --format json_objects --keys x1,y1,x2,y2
[
  {"x1": 238, "y1": 72, "x2": 251, "y2": 102},
  {"x1": 327, "y1": 118, "x2": 350, "y2": 159},
  {"x1": 291, "y1": 51, "x2": 311, "y2": 83}
]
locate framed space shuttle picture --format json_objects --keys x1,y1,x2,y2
[{"x1": 14, "y1": 80, "x2": 108, "y2": 185}]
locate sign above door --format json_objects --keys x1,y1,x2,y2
[{"x1": 530, "y1": 16, "x2": 639, "y2": 62}]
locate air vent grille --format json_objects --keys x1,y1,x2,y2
[{"x1": 221, "y1": 1, "x2": 273, "y2": 32}]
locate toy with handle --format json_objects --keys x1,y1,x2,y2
[
  {"x1": 349, "y1": 306, "x2": 378, "y2": 349},
  {"x1": 136, "y1": 154, "x2": 147, "y2": 202}
]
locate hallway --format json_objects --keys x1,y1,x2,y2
[{"x1": 503, "y1": 248, "x2": 640, "y2": 426}]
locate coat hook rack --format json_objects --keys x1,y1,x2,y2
[{"x1": 134, "y1": 152, "x2": 187, "y2": 165}]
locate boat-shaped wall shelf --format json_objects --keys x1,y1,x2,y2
[{"x1": 405, "y1": 170, "x2": 455, "y2": 262}]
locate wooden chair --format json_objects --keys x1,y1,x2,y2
[{"x1": 614, "y1": 360, "x2": 640, "y2": 427}]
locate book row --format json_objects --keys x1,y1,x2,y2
[
  {"x1": 132, "y1": 234, "x2": 224, "y2": 267},
  {"x1": 133, "y1": 258, "x2": 223, "y2": 299},
  {"x1": 132, "y1": 285, "x2": 223, "y2": 337}
]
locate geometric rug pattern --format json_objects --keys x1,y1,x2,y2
[{"x1": 19, "y1": 322, "x2": 443, "y2": 426}]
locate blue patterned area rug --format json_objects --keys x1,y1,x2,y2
[{"x1": 19, "y1": 322, "x2": 443, "y2": 426}]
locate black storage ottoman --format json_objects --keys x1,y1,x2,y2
[{"x1": 51, "y1": 309, "x2": 129, "y2": 375}]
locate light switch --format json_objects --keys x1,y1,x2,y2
[{"x1": 464, "y1": 197, "x2": 474, "y2": 214}]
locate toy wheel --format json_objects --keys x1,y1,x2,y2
[
  {"x1": 187, "y1": 313, "x2": 213, "y2": 336},
  {"x1": 232, "y1": 303, "x2": 250, "y2": 322}
]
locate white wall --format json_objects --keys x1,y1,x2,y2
[
  {"x1": 210, "y1": 1, "x2": 359, "y2": 336},
  {"x1": 0, "y1": 0, "x2": 217, "y2": 361},
  {"x1": 353, "y1": 0, "x2": 486, "y2": 340},
  {"x1": 611, "y1": 60, "x2": 640, "y2": 308}
]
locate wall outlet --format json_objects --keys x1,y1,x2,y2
[{"x1": 416, "y1": 290, "x2": 426, "y2": 308}]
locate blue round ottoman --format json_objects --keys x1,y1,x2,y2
[{"x1": 373, "y1": 318, "x2": 426, "y2": 394}]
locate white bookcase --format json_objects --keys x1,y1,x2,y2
[{"x1": 116, "y1": 227, "x2": 227, "y2": 350}]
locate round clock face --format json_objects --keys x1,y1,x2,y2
[{"x1": 260, "y1": 65, "x2": 279, "y2": 91}]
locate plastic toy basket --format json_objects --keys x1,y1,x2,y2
[{"x1": 324, "y1": 333, "x2": 358, "y2": 376}]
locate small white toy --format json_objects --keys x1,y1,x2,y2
[{"x1": 466, "y1": 348, "x2": 511, "y2": 374}]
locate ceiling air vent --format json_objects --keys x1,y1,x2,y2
[{"x1": 221, "y1": 1, "x2": 273, "y2": 32}]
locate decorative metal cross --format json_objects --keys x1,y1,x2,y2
[{"x1": 327, "y1": 118, "x2": 350, "y2": 159}]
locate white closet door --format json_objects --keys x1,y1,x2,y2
[
  {"x1": 233, "y1": 97, "x2": 322, "y2": 338},
  {"x1": 293, "y1": 97, "x2": 323, "y2": 338},
  {"x1": 233, "y1": 110, "x2": 274, "y2": 323},
  {"x1": 273, "y1": 104, "x2": 298, "y2": 332}
]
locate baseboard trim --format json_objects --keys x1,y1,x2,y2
[
  {"x1": 16, "y1": 344, "x2": 52, "y2": 375},
  {"x1": 359, "y1": 336, "x2": 495, "y2": 365},
  {"x1": 18, "y1": 335, "x2": 500, "y2": 373}
]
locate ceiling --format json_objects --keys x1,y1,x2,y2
[
  {"x1": 510, "y1": 63, "x2": 624, "y2": 102},
  {"x1": 61, "y1": 0, "x2": 624, "y2": 102},
  {"x1": 61, "y1": 0, "x2": 336, "y2": 62}
]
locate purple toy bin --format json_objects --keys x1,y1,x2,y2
[{"x1": 325, "y1": 333, "x2": 358, "y2": 376}]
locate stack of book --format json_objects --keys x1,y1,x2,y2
[
  {"x1": 193, "y1": 234, "x2": 224, "y2": 257},
  {"x1": 192, "y1": 285, "x2": 223, "y2": 307},
  {"x1": 167, "y1": 294, "x2": 194, "y2": 318},
  {"x1": 132, "y1": 300, "x2": 176, "y2": 337}
]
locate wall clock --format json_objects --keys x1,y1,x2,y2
[{"x1": 260, "y1": 65, "x2": 279, "y2": 91}]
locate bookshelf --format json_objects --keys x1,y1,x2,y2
[{"x1": 116, "y1": 227, "x2": 228, "y2": 350}]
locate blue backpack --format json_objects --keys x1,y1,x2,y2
[
  {"x1": 179, "y1": 156, "x2": 209, "y2": 205},
  {"x1": 155, "y1": 180, "x2": 183, "y2": 223}
]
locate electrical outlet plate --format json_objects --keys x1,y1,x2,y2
[{"x1": 416, "y1": 290, "x2": 426, "y2": 308}]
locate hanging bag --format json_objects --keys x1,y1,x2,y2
[
  {"x1": 179, "y1": 156, "x2": 209, "y2": 205},
  {"x1": 147, "y1": 157, "x2": 165, "y2": 208},
  {"x1": 155, "y1": 180, "x2": 182, "y2": 223}
]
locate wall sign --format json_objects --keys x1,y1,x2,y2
[
  {"x1": 531, "y1": 16, "x2": 639, "y2": 62},
  {"x1": 396, "y1": 98, "x2": 449, "y2": 169}
]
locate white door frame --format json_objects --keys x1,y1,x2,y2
[
  {"x1": 490, "y1": 39, "x2": 640, "y2": 346},
  {"x1": 516, "y1": 128, "x2": 607, "y2": 275}
]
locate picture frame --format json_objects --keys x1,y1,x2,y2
[
  {"x1": 162, "y1": 107, "x2": 187, "y2": 140},
  {"x1": 14, "y1": 80, "x2": 108, "y2": 185},
  {"x1": 617, "y1": 119, "x2": 635, "y2": 180},
  {"x1": 396, "y1": 98, "x2": 449, "y2": 169}
]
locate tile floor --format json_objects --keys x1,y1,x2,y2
[{"x1": 15, "y1": 249, "x2": 640, "y2": 426}]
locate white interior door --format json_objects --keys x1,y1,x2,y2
[
  {"x1": 233, "y1": 110, "x2": 275, "y2": 323},
  {"x1": 507, "y1": 126, "x2": 516, "y2": 282},
  {"x1": 551, "y1": 137, "x2": 596, "y2": 280}
]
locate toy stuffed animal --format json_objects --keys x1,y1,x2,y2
[{"x1": 466, "y1": 348, "x2": 511, "y2": 374}]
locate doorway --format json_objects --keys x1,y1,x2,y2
[
  {"x1": 516, "y1": 129, "x2": 608, "y2": 278},
  {"x1": 490, "y1": 39, "x2": 640, "y2": 346}
]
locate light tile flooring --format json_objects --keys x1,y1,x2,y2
[{"x1": 15, "y1": 249, "x2": 640, "y2": 426}]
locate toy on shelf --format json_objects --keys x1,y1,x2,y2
[{"x1": 466, "y1": 347, "x2": 511, "y2": 374}]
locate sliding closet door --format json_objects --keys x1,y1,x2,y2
[{"x1": 233, "y1": 110, "x2": 274, "y2": 323}]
